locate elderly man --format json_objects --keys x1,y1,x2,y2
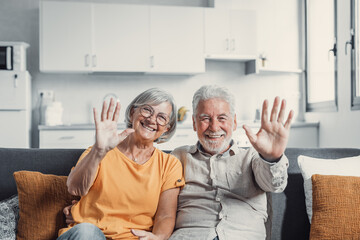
[{"x1": 169, "y1": 85, "x2": 294, "y2": 240}]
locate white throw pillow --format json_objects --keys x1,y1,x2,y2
[{"x1": 297, "y1": 155, "x2": 360, "y2": 223}]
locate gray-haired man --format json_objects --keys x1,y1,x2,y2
[{"x1": 169, "y1": 85, "x2": 294, "y2": 240}]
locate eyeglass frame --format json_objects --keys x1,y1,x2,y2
[{"x1": 134, "y1": 104, "x2": 171, "y2": 126}]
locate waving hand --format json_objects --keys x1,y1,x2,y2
[
  {"x1": 93, "y1": 98, "x2": 134, "y2": 155},
  {"x1": 243, "y1": 97, "x2": 294, "y2": 161}
]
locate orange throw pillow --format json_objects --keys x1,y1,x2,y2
[
  {"x1": 310, "y1": 174, "x2": 360, "y2": 240},
  {"x1": 13, "y1": 171, "x2": 79, "y2": 240}
]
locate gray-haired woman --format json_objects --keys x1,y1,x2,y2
[{"x1": 58, "y1": 88, "x2": 184, "y2": 240}]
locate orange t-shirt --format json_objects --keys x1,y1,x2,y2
[{"x1": 59, "y1": 147, "x2": 184, "y2": 239}]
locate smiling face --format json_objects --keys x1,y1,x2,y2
[
  {"x1": 193, "y1": 98, "x2": 237, "y2": 155},
  {"x1": 131, "y1": 101, "x2": 172, "y2": 143}
]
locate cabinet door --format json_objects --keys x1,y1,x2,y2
[
  {"x1": 149, "y1": 6, "x2": 205, "y2": 73},
  {"x1": 230, "y1": 10, "x2": 257, "y2": 56},
  {"x1": 92, "y1": 4, "x2": 150, "y2": 72},
  {"x1": 40, "y1": 1, "x2": 92, "y2": 72},
  {"x1": 204, "y1": 9, "x2": 230, "y2": 55}
]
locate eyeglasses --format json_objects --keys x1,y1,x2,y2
[{"x1": 138, "y1": 105, "x2": 170, "y2": 126}]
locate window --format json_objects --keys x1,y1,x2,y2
[
  {"x1": 351, "y1": 0, "x2": 360, "y2": 110},
  {"x1": 305, "y1": 0, "x2": 338, "y2": 112}
]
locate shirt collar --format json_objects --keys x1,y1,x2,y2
[{"x1": 191, "y1": 139, "x2": 239, "y2": 157}]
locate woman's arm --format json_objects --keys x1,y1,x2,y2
[
  {"x1": 67, "y1": 147, "x2": 105, "y2": 196},
  {"x1": 67, "y1": 98, "x2": 134, "y2": 196},
  {"x1": 131, "y1": 188, "x2": 180, "y2": 240}
]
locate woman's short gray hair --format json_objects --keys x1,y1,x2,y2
[
  {"x1": 192, "y1": 85, "x2": 235, "y2": 116},
  {"x1": 125, "y1": 88, "x2": 177, "y2": 143}
]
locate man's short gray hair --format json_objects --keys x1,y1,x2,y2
[
  {"x1": 192, "y1": 85, "x2": 236, "y2": 116},
  {"x1": 125, "y1": 88, "x2": 177, "y2": 143}
]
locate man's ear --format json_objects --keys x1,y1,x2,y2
[
  {"x1": 192, "y1": 115, "x2": 197, "y2": 132},
  {"x1": 233, "y1": 113, "x2": 237, "y2": 131}
]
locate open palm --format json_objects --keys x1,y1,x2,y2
[
  {"x1": 93, "y1": 98, "x2": 134, "y2": 154},
  {"x1": 243, "y1": 97, "x2": 294, "y2": 161}
]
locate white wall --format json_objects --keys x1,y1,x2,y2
[
  {"x1": 305, "y1": 0, "x2": 360, "y2": 148},
  {"x1": 0, "y1": 0, "x2": 302, "y2": 147}
]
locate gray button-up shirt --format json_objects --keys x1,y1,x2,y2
[{"x1": 169, "y1": 141, "x2": 289, "y2": 240}]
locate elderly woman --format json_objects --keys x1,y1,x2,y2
[{"x1": 57, "y1": 88, "x2": 184, "y2": 240}]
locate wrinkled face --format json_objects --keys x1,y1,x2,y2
[
  {"x1": 131, "y1": 102, "x2": 172, "y2": 142},
  {"x1": 193, "y1": 98, "x2": 237, "y2": 155}
]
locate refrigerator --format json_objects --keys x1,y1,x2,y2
[{"x1": 0, "y1": 71, "x2": 31, "y2": 148}]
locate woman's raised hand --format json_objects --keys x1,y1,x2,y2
[{"x1": 93, "y1": 98, "x2": 134, "y2": 155}]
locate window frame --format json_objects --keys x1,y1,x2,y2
[
  {"x1": 351, "y1": 0, "x2": 360, "y2": 110},
  {"x1": 305, "y1": 0, "x2": 338, "y2": 112}
]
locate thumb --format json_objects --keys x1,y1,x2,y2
[
  {"x1": 131, "y1": 229, "x2": 148, "y2": 237},
  {"x1": 118, "y1": 128, "x2": 135, "y2": 141},
  {"x1": 243, "y1": 124, "x2": 257, "y2": 144}
]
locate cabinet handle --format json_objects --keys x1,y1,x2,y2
[
  {"x1": 345, "y1": 29, "x2": 354, "y2": 55},
  {"x1": 85, "y1": 54, "x2": 90, "y2": 67},
  {"x1": 150, "y1": 56, "x2": 154, "y2": 68},
  {"x1": 231, "y1": 39, "x2": 235, "y2": 51},
  {"x1": 59, "y1": 136, "x2": 75, "y2": 140},
  {"x1": 92, "y1": 55, "x2": 97, "y2": 67}
]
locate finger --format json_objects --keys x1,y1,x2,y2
[
  {"x1": 131, "y1": 229, "x2": 148, "y2": 237},
  {"x1": 93, "y1": 108, "x2": 99, "y2": 126},
  {"x1": 107, "y1": 98, "x2": 115, "y2": 120},
  {"x1": 63, "y1": 206, "x2": 70, "y2": 215},
  {"x1": 270, "y1": 96, "x2": 280, "y2": 122},
  {"x1": 71, "y1": 200, "x2": 78, "y2": 204},
  {"x1": 100, "y1": 101, "x2": 107, "y2": 121},
  {"x1": 261, "y1": 99, "x2": 269, "y2": 125},
  {"x1": 118, "y1": 128, "x2": 135, "y2": 142},
  {"x1": 277, "y1": 99, "x2": 286, "y2": 123},
  {"x1": 243, "y1": 125, "x2": 257, "y2": 145},
  {"x1": 112, "y1": 101, "x2": 121, "y2": 122},
  {"x1": 284, "y1": 109, "x2": 294, "y2": 130}
]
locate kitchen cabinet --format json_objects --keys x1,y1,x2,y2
[
  {"x1": 40, "y1": 2, "x2": 150, "y2": 72},
  {"x1": 204, "y1": 9, "x2": 257, "y2": 57},
  {"x1": 40, "y1": 2, "x2": 205, "y2": 74},
  {"x1": 40, "y1": 1, "x2": 92, "y2": 72},
  {"x1": 39, "y1": 129, "x2": 95, "y2": 149},
  {"x1": 149, "y1": 6, "x2": 205, "y2": 74},
  {"x1": 92, "y1": 4, "x2": 150, "y2": 72}
]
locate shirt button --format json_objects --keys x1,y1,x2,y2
[
  {"x1": 215, "y1": 197, "x2": 221, "y2": 202},
  {"x1": 219, "y1": 212, "x2": 223, "y2": 219}
]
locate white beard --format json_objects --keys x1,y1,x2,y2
[{"x1": 199, "y1": 131, "x2": 233, "y2": 155}]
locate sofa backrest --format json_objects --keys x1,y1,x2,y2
[
  {"x1": 0, "y1": 148, "x2": 84, "y2": 201},
  {"x1": 271, "y1": 148, "x2": 360, "y2": 240}
]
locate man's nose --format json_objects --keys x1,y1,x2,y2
[{"x1": 209, "y1": 119, "x2": 220, "y2": 132}]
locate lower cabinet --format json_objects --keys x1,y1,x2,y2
[{"x1": 39, "y1": 129, "x2": 95, "y2": 149}]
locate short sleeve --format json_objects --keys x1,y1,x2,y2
[{"x1": 161, "y1": 155, "x2": 185, "y2": 192}]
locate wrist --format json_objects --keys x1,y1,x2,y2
[
  {"x1": 91, "y1": 145, "x2": 107, "y2": 160},
  {"x1": 259, "y1": 153, "x2": 283, "y2": 163}
]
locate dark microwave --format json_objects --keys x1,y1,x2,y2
[{"x1": 0, "y1": 42, "x2": 29, "y2": 71}]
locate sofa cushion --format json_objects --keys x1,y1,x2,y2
[
  {"x1": 0, "y1": 195, "x2": 18, "y2": 240},
  {"x1": 297, "y1": 154, "x2": 360, "y2": 222},
  {"x1": 13, "y1": 171, "x2": 79, "y2": 240},
  {"x1": 310, "y1": 174, "x2": 360, "y2": 239}
]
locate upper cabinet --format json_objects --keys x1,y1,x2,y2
[
  {"x1": 40, "y1": 2, "x2": 205, "y2": 74},
  {"x1": 204, "y1": 9, "x2": 257, "y2": 58},
  {"x1": 149, "y1": 6, "x2": 205, "y2": 74},
  {"x1": 92, "y1": 4, "x2": 150, "y2": 72},
  {"x1": 40, "y1": 2, "x2": 150, "y2": 72},
  {"x1": 40, "y1": 1, "x2": 92, "y2": 72},
  {"x1": 40, "y1": 2, "x2": 260, "y2": 74}
]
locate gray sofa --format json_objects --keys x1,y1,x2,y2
[{"x1": 1, "y1": 147, "x2": 360, "y2": 240}]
